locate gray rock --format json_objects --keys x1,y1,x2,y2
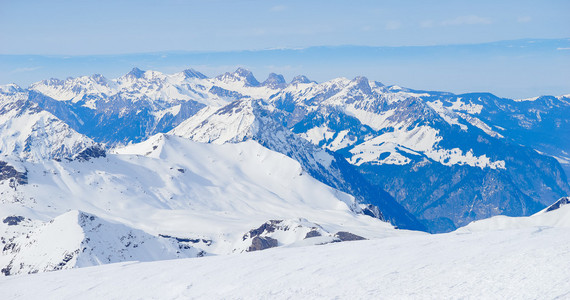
[
  {"x1": 304, "y1": 230, "x2": 322, "y2": 239},
  {"x1": 334, "y1": 231, "x2": 366, "y2": 241},
  {"x1": 247, "y1": 236, "x2": 278, "y2": 252},
  {"x1": 545, "y1": 197, "x2": 570, "y2": 212}
]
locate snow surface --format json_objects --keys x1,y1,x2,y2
[
  {"x1": 1, "y1": 134, "x2": 400, "y2": 261},
  {"x1": 0, "y1": 88, "x2": 100, "y2": 161},
  {"x1": 0, "y1": 210, "x2": 201, "y2": 275},
  {"x1": 2, "y1": 207, "x2": 570, "y2": 299}
]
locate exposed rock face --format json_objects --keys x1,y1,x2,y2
[
  {"x1": 239, "y1": 219, "x2": 369, "y2": 252},
  {"x1": 243, "y1": 220, "x2": 285, "y2": 252},
  {"x1": 244, "y1": 220, "x2": 283, "y2": 240},
  {"x1": 334, "y1": 231, "x2": 366, "y2": 241},
  {"x1": 73, "y1": 146, "x2": 106, "y2": 161},
  {"x1": 0, "y1": 162, "x2": 27, "y2": 185},
  {"x1": 304, "y1": 230, "x2": 322, "y2": 239},
  {"x1": 248, "y1": 236, "x2": 279, "y2": 252},
  {"x1": 545, "y1": 197, "x2": 570, "y2": 213},
  {"x1": 2, "y1": 216, "x2": 25, "y2": 226}
]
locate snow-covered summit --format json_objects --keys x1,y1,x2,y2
[
  {"x1": 0, "y1": 210, "x2": 202, "y2": 276},
  {"x1": 215, "y1": 67, "x2": 260, "y2": 87},
  {"x1": 181, "y1": 68, "x2": 208, "y2": 79},
  {"x1": 0, "y1": 84, "x2": 24, "y2": 94},
  {"x1": 290, "y1": 75, "x2": 314, "y2": 85},
  {"x1": 0, "y1": 88, "x2": 104, "y2": 162},
  {"x1": 125, "y1": 67, "x2": 145, "y2": 79},
  {"x1": 262, "y1": 73, "x2": 287, "y2": 89}
]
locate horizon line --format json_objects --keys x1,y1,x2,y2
[{"x1": 1, "y1": 37, "x2": 568, "y2": 57}]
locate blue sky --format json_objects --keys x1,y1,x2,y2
[
  {"x1": 0, "y1": 0, "x2": 569, "y2": 98},
  {"x1": 1, "y1": 0, "x2": 568, "y2": 54}
]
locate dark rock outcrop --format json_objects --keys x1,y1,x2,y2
[
  {"x1": 247, "y1": 236, "x2": 278, "y2": 252},
  {"x1": 2, "y1": 216, "x2": 25, "y2": 226},
  {"x1": 545, "y1": 197, "x2": 570, "y2": 213},
  {"x1": 304, "y1": 230, "x2": 322, "y2": 239},
  {"x1": 334, "y1": 231, "x2": 366, "y2": 241},
  {"x1": 0, "y1": 161, "x2": 28, "y2": 185}
]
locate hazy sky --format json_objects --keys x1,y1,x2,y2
[
  {"x1": 0, "y1": 1, "x2": 569, "y2": 98},
  {"x1": 1, "y1": 0, "x2": 569, "y2": 54}
]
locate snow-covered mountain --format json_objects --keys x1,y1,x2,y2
[
  {"x1": 0, "y1": 84, "x2": 104, "y2": 162},
  {"x1": 27, "y1": 67, "x2": 281, "y2": 145},
  {"x1": 1, "y1": 65, "x2": 570, "y2": 295},
  {"x1": 171, "y1": 99, "x2": 425, "y2": 231},
  {"x1": 12, "y1": 67, "x2": 570, "y2": 233},
  {"x1": 168, "y1": 72, "x2": 567, "y2": 232},
  {"x1": 0, "y1": 133, "x2": 405, "y2": 275},
  {"x1": 0, "y1": 210, "x2": 202, "y2": 276}
]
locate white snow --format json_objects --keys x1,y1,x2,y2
[
  {"x1": 426, "y1": 148, "x2": 506, "y2": 169},
  {"x1": 457, "y1": 200, "x2": 570, "y2": 232},
  {"x1": 0, "y1": 210, "x2": 201, "y2": 275},
  {"x1": 2, "y1": 210, "x2": 570, "y2": 298},
  {"x1": 1, "y1": 135, "x2": 398, "y2": 260},
  {"x1": 0, "y1": 90, "x2": 100, "y2": 161},
  {"x1": 29, "y1": 71, "x2": 231, "y2": 108}
]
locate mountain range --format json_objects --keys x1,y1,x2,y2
[
  {"x1": 15, "y1": 67, "x2": 569, "y2": 232},
  {"x1": 0, "y1": 66, "x2": 568, "y2": 277}
]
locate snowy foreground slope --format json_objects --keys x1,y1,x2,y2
[{"x1": 2, "y1": 204, "x2": 570, "y2": 299}]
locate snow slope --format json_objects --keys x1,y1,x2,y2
[
  {"x1": 0, "y1": 210, "x2": 202, "y2": 276},
  {"x1": 0, "y1": 84, "x2": 103, "y2": 161},
  {"x1": 171, "y1": 99, "x2": 426, "y2": 231},
  {"x1": 1, "y1": 134, "x2": 401, "y2": 269},
  {"x1": 1, "y1": 212, "x2": 569, "y2": 299},
  {"x1": 457, "y1": 196, "x2": 570, "y2": 232}
]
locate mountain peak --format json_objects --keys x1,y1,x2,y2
[
  {"x1": 262, "y1": 73, "x2": 286, "y2": 89},
  {"x1": 126, "y1": 67, "x2": 145, "y2": 79},
  {"x1": 234, "y1": 67, "x2": 252, "y2": 76},
  {"x1": 233, "y1": 68, "x2": 260, "y2": 87},
  {"x1": 352, "y1": 76, "x2": 372, "y2": 94},
  {"x1": 90, "y1": 74, "x2": 109, "y2": 85},
  {"x1": 290, "y1": 75, "x2": 313, "y2": 85},
  {"x1": 182, "y1": 68, "x2": 208, "y2": 79},
  {"x1": 0, "y1": 83, "x2": 24, "y2": 94}
]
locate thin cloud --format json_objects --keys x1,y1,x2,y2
[
  {"x1": 420, "y1": 16, "x2": 492, "y2": 28},
  {"x1": 517, "y1": 16, "x2": 532, "y2": 23},
  {"x1": 385, "y1": 20, "x2": 401, "y2": 30},
  {"x1": 270, "y1": 5, "x2": 287, "y2": 12},
  {"x1": 441, "y1": 15, "x2": 492, "y2": 26},
  {"x1": 420, "y1": 20, "x2": 435, "y2": 28},
  {"x1": 12, "y1": 67, "x2": 42, "y2": 73}
]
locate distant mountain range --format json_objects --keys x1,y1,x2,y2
[{"x1": 2, "y1": 38, "x2": 569, "y2": 98}]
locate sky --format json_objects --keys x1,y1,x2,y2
[
  {"x1": 1, "y1": 0, "x2": 569, "y2": 54},
  {"x1": 0, "y1": 0, "x2": 569, "y2": 98}
]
